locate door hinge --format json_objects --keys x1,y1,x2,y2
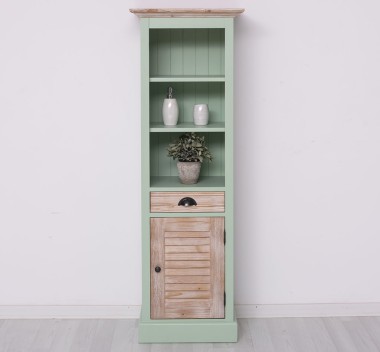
[
  {"x1": 224, "y1": 292, "x2": 226, "y2": 306},
  {"x1": 224, "y1": 230, "x2": 226, "y2": 245}
]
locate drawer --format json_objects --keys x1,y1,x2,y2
[{"x1": 150, "y1": 192, "x2": 224, "y2": 213}]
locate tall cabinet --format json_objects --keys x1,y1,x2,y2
[{"x1": 130, "y1": 8, "x2": 244, "y2": 343}]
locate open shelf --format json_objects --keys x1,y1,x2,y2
[
  {"x1": 150, "y1": 132, "x2": 225, "y2": 186},
  {"x1": 150, "y1": 76, "x2": 225, "y2": 82},
  {"x1": 150, "y1": 122, "x2": 225, "y2": 132},
  {"x1": 150, "y1": 82, "x2": 225, "y2": 125},
  {"x1": 150, "y1": 176, "x2": 225, "y2": 190},
  {"x1": 150, "y1": 28, "x2": 225, "y2": 77}
]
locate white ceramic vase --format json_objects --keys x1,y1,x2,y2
[
  {"x1": 162, "y1": 98, "x2": 179, "y2": 126},
  {"x1": 193, "y1": 104, "x2": 209, "y2": 125}
]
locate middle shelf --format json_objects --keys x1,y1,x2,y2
[{"x1": 150, "y1": 122, "x2": 225, "y2": 132}]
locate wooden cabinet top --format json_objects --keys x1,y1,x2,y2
[{"x1": 129, "y1": 8, "x2": 244, "y2": 18}]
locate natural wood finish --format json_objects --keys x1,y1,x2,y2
[
  {"x1": 151, "y1": 192, "x2": 225, "y2": 213},
  {"x1": 150, "y1": 219, "x2": 165, "y2": 319},
  {"x1": 130, "y1": 8, "x2": 245, "y2": 18},
  {"x1": 150, "y1": 217, "x2": 225, "y2": 319},
  {"x1": 165, "y1": 275, "x2": 210, "y2": 284},
  {"x1": 165, "y1": 260, "x2": 210, "y2": 268}
]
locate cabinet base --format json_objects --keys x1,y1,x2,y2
[{"x1": 138, "y1": 319, "x2": 238, "y2": 343}]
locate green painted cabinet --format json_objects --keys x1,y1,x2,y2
[{"x1": 130, "y1": 8, "x2": 244, "y2": 343}]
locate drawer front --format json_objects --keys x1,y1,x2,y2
[{"x1": 150, "y1": 192, "x2": 224, "y2": 213}]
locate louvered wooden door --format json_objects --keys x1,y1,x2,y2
[{"x1": 151, "y1": 217, "x2": 225, "y2": 319}]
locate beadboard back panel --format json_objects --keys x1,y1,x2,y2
[{"x1": 149, "y1": 29, "x2": 225, "y2": 77}]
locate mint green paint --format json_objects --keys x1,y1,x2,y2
[
  {"x1": 149, "y1": 76, "x2": 225, "y2": 82},
  {"x1": 150, "y1": 132, "x2": 225, "y2": 179},
  {"x1": 138, "y1": 16, "x2": 238, "y2": 343},
  {"x1": 150, "y1": 176, "x2": 225, "y2": 190},
  {"x1": 150, "y1": 29, "x2": 225, "y2": 77},
  {"x1": 150, "y1": 82, "x2": 225, "y2": 124},
  {"x1": 149, "y1": 121, "x2": 225, "y2": 132},
  {"x1": 139, "y1": 321, "x2": 237, "y2": 343}
]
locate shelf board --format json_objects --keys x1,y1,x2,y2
[
  {"x1": 150, "y1": 76, "x2": 225, "y2": 82},
  {"x1": 150, "y1": 176, "x2": 225, "y2": 191},
  {"x1": 150, "y1": 122, "x2": 225, "y2": 132}
]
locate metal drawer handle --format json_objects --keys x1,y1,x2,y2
[{"x1": 178, "y1": 197, "x2": 197, "y2": 207}]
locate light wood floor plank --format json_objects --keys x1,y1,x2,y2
[
  {"x1": 69, "y1": 319, "x2": 99, "y2": 352},
  {"x1": 249, "y1": 317, "x2": 277, "y2": 352},
  {"x1": 302, "y1": 318, "x2": 338, "y2": 352},
  {"x1": 29, "y1": 319, "x2": 58, "y2": 352},
  {"x1": 359, "y1": 317, "x2": 380, "y2": 350},
  {"x1": 322, "y1": 317, "x2": 359, "y2": 352},
  {"x1": 110, "y1": 319, "x2": 151, "y2": 352},
  {"x1": 340, "y1": 316, "x2": 378, "y2": 352},
  {"x1": 89, "y1": 319, "x2": 117, "y2": 352},
  {"x1": 264, "y1": 318, "x2": 298, "y2": 352},
  {"x1": 49, "y1": 320, "x2": 80, "y2": 352},
  {"x1": 4, "y1": 320, "x2": 41, "y2": 352}
]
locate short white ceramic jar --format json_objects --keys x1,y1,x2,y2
[{"x1": 193, "y1": 104, "x2": 209, "y2": 126}]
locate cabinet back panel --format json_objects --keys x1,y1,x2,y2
[
  {"x1": 150, "y1": 29, "x2": 225, "y2": 76},
  {"x1": 150, "y1": 82, "x2": 225, "y2": 124},
  {"x1": 150, "y1": 133, "x2": 225, "y2": 177}
]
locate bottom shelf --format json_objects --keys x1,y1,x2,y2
[{"x1": 150, "y1": 176, "x2": 225, "y2": 190}]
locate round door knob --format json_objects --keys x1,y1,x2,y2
[{"x1": 155, "y1": 266, "x2": 161, "y2": 273}]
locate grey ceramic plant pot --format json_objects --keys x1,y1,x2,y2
[{"x1": 177, "y1": 162, "x2": 201, "y2": 184}]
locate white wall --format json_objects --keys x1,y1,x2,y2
[{"x1": 0, "y1": 0, "x2": 380, "y2": 314}]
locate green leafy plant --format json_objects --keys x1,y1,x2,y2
[{"x1": 167, "y1": 132, "x2": 213, "y2": 163}]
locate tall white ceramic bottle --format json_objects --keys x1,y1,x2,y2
[{"x1": 162, "y1": 86, "x2": 179, "y2": 126}]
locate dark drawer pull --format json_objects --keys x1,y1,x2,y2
[{"x1": 178, "y1": 197, "x2": 197, "y2": 207}]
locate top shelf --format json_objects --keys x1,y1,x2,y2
[
  {"x1": 130, "y1": 8, "x2": 244, "y2": 18},
  {"x1": 150, "y1": 76, "x2": 225, "y2": 82}
]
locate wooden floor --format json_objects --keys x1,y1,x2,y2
[{"x1": 0, "y1": 317, "x2": 380, "y2": 351}]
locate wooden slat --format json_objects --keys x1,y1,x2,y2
[
  {"x1": 165, "y1": 299, "x2": 211, "y2": 309},
  {"x1": 151, "y1": 192, "x2": 224, "y2": 213},
  {"x1": 165, "y1": 252, "x2": 210, "y2": 261},
  {"x1": 165, "y1": 245, "x2": 210, "y2": 253},
  {"x1": 165, "y1": 275, "x2": 210, "y2": 284},
  {"x1": 165, "y1": 231, "x2": 210, "y2": 238},
  {"x1": 165, "y1": 237, "x2": 210, "y2": 246},
  {"x1": 165, "y1": 260, "x2": 210, "y2": 268},
  {"x1": 165, "y1": 290, "x2": 211, "y2": 299},
  {"x1": 165, "y1": 283, "x2": 211, "y2": 291},
  {"x1": 165, "y1": 268, "x2": 211, "y2": 276},
  {"x1": 163, "y1": 217, "x2": 211, "y2": 231}
]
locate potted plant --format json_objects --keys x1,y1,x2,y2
[{"x1": 167, "y1": 132, "x2": 213, "y2": 184}]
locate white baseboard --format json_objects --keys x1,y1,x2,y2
[
  {"x1": 1, "y1": 303, "x2": 380, "y2": 319},
  {"x1": 235, "y1": 303, "x2": 380, "y2": 318},
  {"x1": 0, "y1": 305, "x2": 141, "y2": 319}
]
